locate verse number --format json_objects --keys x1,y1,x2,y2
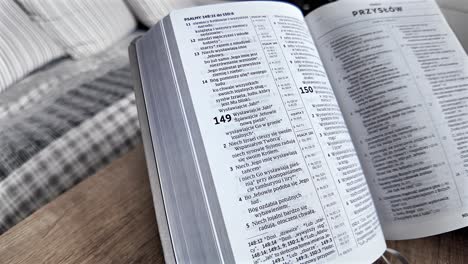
[
  {"x1": 299, "y1": 86, "x2": 314, "y2": 94},
  {"x1": 213, "y1": 114, "x2": 232, "y2": 125}
]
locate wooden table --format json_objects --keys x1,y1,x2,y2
[{"x1": 0, "y1": 144, "x2": 466, "y2": 263}]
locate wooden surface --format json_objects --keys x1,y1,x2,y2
[
  {"x1": 0, "y1": 144, "x2": 163, "y2": 264},
  {"x1": 0, "y1": 143, "x2": 466, "y2": 264},
  {"x1": 385, "y1": 229, "x2": 468, "y2": 264}
]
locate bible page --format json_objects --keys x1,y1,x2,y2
[
  {"x1": 306, "y1": 0, "x2": 468, "y2": 239},
  {"x1": 167, "y1": 1, "x2": 386, "y2": 263}
]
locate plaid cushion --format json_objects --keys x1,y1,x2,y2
[
  {"x1": 0, "y1": 66, "x2": 135, "y2": 179},
  {"x1": 0, "y1": 92, "x2": 140, "y2": 234}
]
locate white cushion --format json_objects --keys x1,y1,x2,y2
[
  {"x1": 0, "y1": 1, "x2": 64, "y2": 92},
  {"x1": 126, "y1": 0, "x2": 192, "y2": 26},
  {"x1": 17, "y1": 0, "x2": 137, "y2": 59},
  {"x1": 126, "y1": 0, "x2": 224, "y2": 27}
]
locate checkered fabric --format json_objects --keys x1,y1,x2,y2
[
  {"x1": 0, "y1": 93, "x2": 140, "y2": 234},
  {"x1": 0, "y1": 33, "x2": 142, "y2": 234},
  {"x1": 0, "y1": 65, "x2": 134, "y2": 179}
]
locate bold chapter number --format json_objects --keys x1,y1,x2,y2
[
  {"x1": 299, "y1": 86, "x2": 314, "y2": 94},
  {"x1": 214, "y1": 114, "x2": 232, "y2": 125}
]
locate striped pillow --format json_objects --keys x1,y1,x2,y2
[
  {"x1": 16, "y1": 0, "x2": 137, "y2": 59},
  {"x1": 0, "y1": 1, "x2": 64, "y2": 93}
]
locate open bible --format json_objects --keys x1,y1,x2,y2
[{"x1": 129, "y1": 0, "x2": 468, "y2": 263}]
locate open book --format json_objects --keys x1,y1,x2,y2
[{"x1": 129, "y1": 0, "x2": 468, "y2": 263}]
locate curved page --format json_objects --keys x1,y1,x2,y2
[{"x1": 306, "y1": 0, "x2": 468, "y2": 239}]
